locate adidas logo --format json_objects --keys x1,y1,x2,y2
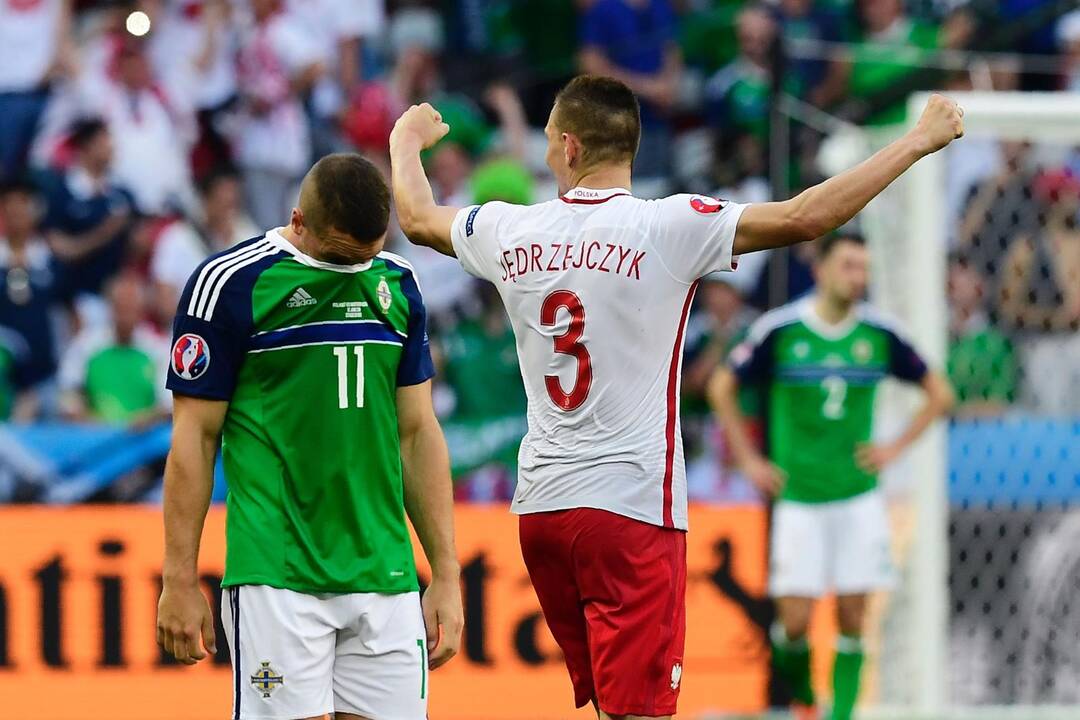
[{"x1": 286, "y1": 287, "x2": 317, "y2": 308}]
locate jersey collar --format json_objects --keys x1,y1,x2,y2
[
  {"x1": 800, "y1": 296, "x2": 860, "y2": 340},
  {"x1": 560, "y1": 187, "x2": 632, "y2": 205},
  {"x1": 266, "y1": 228, "x2": 374, "y2": 273}
]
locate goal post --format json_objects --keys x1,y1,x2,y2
[{"x1": 853, "y1": 91, "x2": 1080, "y2": 719}]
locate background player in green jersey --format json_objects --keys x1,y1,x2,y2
[
  {"x1": 156, "y1": 154, "x2": 463, "y2": 720},
  {"x1": 708, "y1": 232, "x2": 954, "y2": 720}
]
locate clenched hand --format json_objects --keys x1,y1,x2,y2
[
  {"x1": 157, "y1": 582, "x2": 217, "y2": 665},
  {"x1": 910, "y1": 93, "x2": 965, "y2": 155},
  {"x1": 391, "y1": 103, "x2": 451, "y2": 152}
]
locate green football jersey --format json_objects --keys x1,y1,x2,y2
[
  {"x1": 166, "y1": 230, "x2": 434, "y2": 594},
  {"x1": 729, "y1": 298, "x2": 927, "y2": 503}
]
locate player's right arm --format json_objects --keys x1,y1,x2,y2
[
  {"x1": 389, "y1": 103, "x2": 461, "y2": 256},
  {"x1": 158, "y1": 395, "x2": 225, "y2": 665},
  {"x1": 157, "y1": 250, "x2": 251, "y2": 664},
  {"x1": 706, "y1": 326, "x2": 786, "y2": 495},
  {"x1": 707, "y1": 368, "x2": 785, "y2": 496},
  {"x1": 732, "y1": 94, "x2": 965, "y2": 254}
]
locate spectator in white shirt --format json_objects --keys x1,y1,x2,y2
[
  {"x1": 148, "y1": 0, "x2": 238, "y2": 114},
  {"x1": 235, "y1": 0, "x2": 325, "y2": 229},
  {"x1": 81, "y1": 37, "x2": 198, "y2": 216},
  {"x1": 150, "y1": 167, "x2": 258, "y2": 323},
  {"x1": 288, "y1": 0, "x2": 385, "y2": 155},
  {"x1": 0, "y1": 0, "x2": 73, "y2": 182}
]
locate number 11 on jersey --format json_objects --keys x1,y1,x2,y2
[{"x1": 333, "y1": 345, "x2": 364, "y2": 409}]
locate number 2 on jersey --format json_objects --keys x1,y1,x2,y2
[
  {"x1": 540, "y1": 290, "x2": 592, "y2": 411},
  {"x1": 821, "y1": 375, "x2": 847, "y2": 419},
  {"x1": 333, "y1": 345, "x2": 364, "y2": 409}
]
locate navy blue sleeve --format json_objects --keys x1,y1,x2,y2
[
  {"x1": 165, "y1": 257, "x2": 253, "y2": 400},
  {"x1": 885, "y1": 328, "x2": 929, "y2": 383},
  {"x1": 397, "y1": 270, "x2": 436, "y2": 387},
  {"x1": 728, "y1": 328, "x2": 776, "y2": 384},
  {"x1": 40, "y1": 181, "x2": 67, "y2": 232}
]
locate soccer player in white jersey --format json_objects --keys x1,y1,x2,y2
[{"x1": 388, "y1": 75, "x2": 963, "y2": 720}]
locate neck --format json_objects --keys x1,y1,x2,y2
[
  {"x1": 814, "y1": 292, "x2": 853, "y2": 325},
  {"x1": 80, "y1": 162, "x2": 107, "y2": 182},
  {"x1": 6, "y1": 233, "x2": 30, "y2": 251},
  {"x1": 281, "y1": 225, "x2": 318, "y2": 259},
  {"x1": 567, "y1": 164, "x2": 633, "y2": 194}
]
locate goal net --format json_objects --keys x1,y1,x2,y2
[{"x1": 854, "y1": 91, "x2": 1080, "y2": 720}]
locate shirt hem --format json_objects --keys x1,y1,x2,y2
[
  {"x1": 778, "y1": 484, "x2": 879, "y2": 505},
  {"x1": 510, "y1": 498, "x2": 687, "y2": 531},
  {"x1": 221, "y1": 576, "x2": 420, "y2": 595}
]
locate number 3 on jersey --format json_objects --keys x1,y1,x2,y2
[{"x1": 541, "y1": 290, "x2": 592, "y2": 411}]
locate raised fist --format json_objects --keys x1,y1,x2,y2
[
  {"x1": 913, "y1": 93, "x2": 964, "y2": 155},
  {"x1": 390, "y1": 103, "x2": 451, "y2": 151}
]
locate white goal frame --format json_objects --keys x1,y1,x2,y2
[{"x1": 861, "y1": 91, "x2": 1080, "y2": 720}]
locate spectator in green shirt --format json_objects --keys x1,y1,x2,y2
[
  {"x1": 441, "y1": 282, "x2": 526, "y2": 423},
  {"x1": 58, "y1": 273, "x2": 171, "y2": 427},
  {"x1": 947, "y1": 254, "x2": 1017, "y2": 417},
  {"x1": 844, "y1": 0, "x2": 972, "y2": 125}
]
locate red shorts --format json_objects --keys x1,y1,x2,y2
[{"x1": 519, "y1": 508, "x2": 687, "y2": 717}]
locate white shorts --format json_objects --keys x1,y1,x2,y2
[
  {"x1": 220, "y1": 585, "x2": 428, "y2": 720},
  {"x1": 769, "y1": 490, "x2": 895, "y2": 598}
]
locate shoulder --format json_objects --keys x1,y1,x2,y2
[
  {"x1": 855, "y1": 303, "x2": 911, "y2": 338},
  {"x1": 63, "y1": 325, "x2": 113, "y2": 363},
  {"x1": 182, "y1": 233, "x2": 284, "y2": 321},
  {"x1": 133, "y1": 324, "x2": 170, "y2": 357},
  {"x1": 745, "y1": 301, "x2": 804, "y2": 344},
  {"x1": 377, "y1": 250, "x2": 418, "y2": 280},
  {"x1": 457, "y1": 200, "x2": 545, "y2": 237},
  {"x1": 656, "y1": 193, "x2": 735, "y2": 214},
  {"x1": 377, "y1": 250, "x2": 426, "y2": 305}
]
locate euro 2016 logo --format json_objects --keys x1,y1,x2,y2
[
  {"x1": 689, "y1": 195, "x2": 725, "y2": 214},
  {"x1": 172, "y1": 333, "x2": 210, "y2": 380}
]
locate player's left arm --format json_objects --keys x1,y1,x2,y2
[
  {"x1": 856, "y1": 352, "x2": 956, "y2": 474},
  {"x1": 397, "y1": 381, "x2": 463, "y2": 670},
  {"x1": 389, "y1": 103, "x2": 461, "y2": 256},
  {"x1": 733, "y1": 94, "x2": 964, "y2": 255}
]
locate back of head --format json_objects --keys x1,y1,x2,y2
[
  {"x1": 553, "y1": 75, "x2": 641, "y2": 169},
  {"x1": 298, "y1": 154, "x2": 390, "y2": 262}
]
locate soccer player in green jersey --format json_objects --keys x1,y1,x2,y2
[
  {"x1": 708, "y1": 232, "x2": 954, "y2": 720},
  {"x1": 156, "y1": 154, "x2": 463, "y2": 720}
]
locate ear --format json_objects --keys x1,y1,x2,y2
[
  {"x1": 563, "y1": 132, "x2": 579, "y2": 169},
  {"x1": 289, "y1": 207, "x2": 304, "y2": 235}
]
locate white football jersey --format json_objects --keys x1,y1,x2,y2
[{"x1": 450, "y1": 186, "x2": 746, "y2": 529}]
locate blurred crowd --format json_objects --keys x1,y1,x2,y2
[{"x1": 0, "y1": 0, "x2": 1078, "y2": 500}]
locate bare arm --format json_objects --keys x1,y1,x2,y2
[
  {"x1": 733, "y1": 94, "x2": 964, "y2": 255},
  {"x1": 157, "y1": 394, "x2": 226, "y2": 665},
  {"x1": 706, "y1": 367, "x2": 785, "y2": 495},
  {"x1": 389, "y1": 104, "x2": 461, "y2": 255},
  {"x1": 856, "y1": 371, "x2": 955, "y2": 473},
  {"x1": 47, "y1": 210, "x2": 130, "y2": 261},
  {"x1": 398, "y1": 381, "x2": 462, "y2": 670},
  {"x1": 579, "y1": 44, "x2": 682, "y2": 109},
  {"x1": 338, "y1": 36, "x2": 361, "y2": 94}
]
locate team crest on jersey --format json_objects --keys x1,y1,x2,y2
[
  {"x1": 171, "y1": 334, "x2": 210, "y2": 380},
  {"x1": 852, "y1": 338, "x2": 873, "y2": 364},
  {"x1": 689, "y1": 195, "x2": 725, "y2": 214},
  {"x1": 670, "y1": 662, "x2": 683, "y2": 690},
  {"x1": 377, "y1": 277, "x2": 393, "y2": 311},
  {"x1": 793, "y1": 340, "x2": 810, "y2": 359},
  {"x1": 250, "y1": 661, "x2": 284, "y2": 698}
]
